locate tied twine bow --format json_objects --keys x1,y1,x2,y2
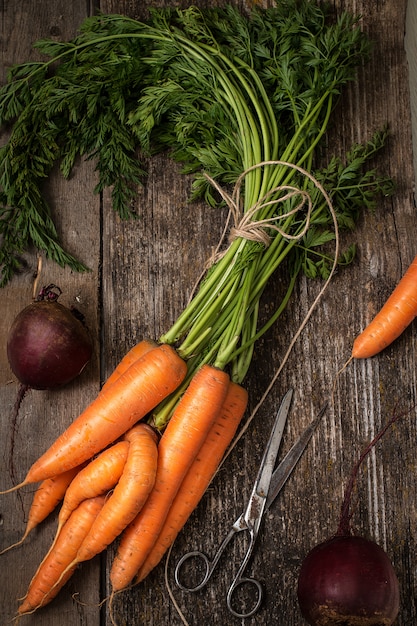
[
  {"x1": 205, "y1": 161, "x2": 313, "y2": 252},
  {"x1": 228, "y1": 184, "x2": 311, "y2": 246},
  {"x1": 187, "y1": 160, "x2": 339, "y2": 295},
  {"x1": 202, "y1": 160, "x2": 338, "y2": 272}
]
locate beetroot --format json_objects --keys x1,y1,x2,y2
[
  {"x1": 297, "y1": 535, "x2": 400, "y2": 625},
  {"x1": 297, "y1": 408, "x2": 406, "y2": 626},
  {"x1": 5, "y1": 284, "x2": 93, "y2": 485},
  {"x1": 7, "y1": 285, "x2": 92, "y2": 389}
]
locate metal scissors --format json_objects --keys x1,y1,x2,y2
[{"x1": 174, "y1": 388, "x2": 327, "y2": 618}]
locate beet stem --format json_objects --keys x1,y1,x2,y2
[
  {"x1": 337, "y1": 404, "x2": 412, "y2": 536},
  {"x1": 8, "y1": 383, "x2": 29, "y2": 515},
  {"x1": 32, "y1": 254, "x2": 43, "y2": 301}
]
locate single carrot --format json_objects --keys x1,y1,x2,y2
[
  {"x1": 57, "y1": 440, "x2": 130, "y2": 533},
  {"x1": 109, "y1": 364, "x2": 230, "y2": 592},
  {"x1": 1, "y1": 343, "x2": 186, "y2": 493},
  {"x1": 53, "y1": 423, "x2": 159, "y2": 584},
  {"x1": 102, "y1": 338, "x2": 157, "y2": 390},
  {"x1": 352, "y1": 253, "x2": 417, "y2": 358},
  {"x1": 16, "y1": 495, "x2": 106, "y2": 617},
  {"x1": 0, "y1": 464, "x2": 84, "y2": 556},
  {"x1": 136, "y1": 381, "x2": 248, "y2": 583},
  {"x1": 28, "y1": 440, "x2": 129, "y2": 584},
  {"x1": 75, "y1": 423, "x2": 158, "y2": 560}
]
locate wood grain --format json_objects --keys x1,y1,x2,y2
[{"x1": 0, "y1": 1, "x2": 416, "y2": 625}]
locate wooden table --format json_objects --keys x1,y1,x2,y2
[{"x1": 1, "y1": 1, "x2": 416, "y2": 624}]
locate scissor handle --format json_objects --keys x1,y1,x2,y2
[
  {"x1": 175, "y1": 525, "x2": 238, "y2": 592},
  {"x1": 227, "y1": 575, "x2": 263, "y2": 618},
  {"x1": 174, "y1": 550, "x2": 215, "y2": 592},
  {"x1": 175, "y1": 550, "x2": 264, "y2": 618}
]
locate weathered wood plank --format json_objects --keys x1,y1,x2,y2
[
  {"x1": 1, "y1": 0, "x2": 416, "y2": 625},
  {"x1": 0, "y1": 2, "x2": 101, "y2": 625}
]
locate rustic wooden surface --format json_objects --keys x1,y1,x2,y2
[{"x1": 0, "y1": 1, "x2": 416, "y2": 625}]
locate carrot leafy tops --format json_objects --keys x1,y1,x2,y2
[{"x1": 0, "y1": 1, "x2": 392, "y2": 287}]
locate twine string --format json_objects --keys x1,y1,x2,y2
[
  {"x1": 203, "y1": 161, "x2": 315, "y2": 263},
  {"x1": 168, "y1": 160, "x2": 339, "y2": 625},
  {"x1": 185, "y1": 161, "x2": 317, "y2": 306}
]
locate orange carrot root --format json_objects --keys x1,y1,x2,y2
[
  {"x1": 109, "y1": 364, "x2": 230, "y2": 592},
  {"x1": 136, "y1": 381, "x2": 248, "y2": 583},
  {"x1": 24, "y1": 440, "x2": 130, "y2": 588},
  {"x1": 352, "y1": 253, "x2": 417, "y2": 359},
  {"x1": 17, "y1": 495, "x2": 106, "y2": 616},
  {"x1": 3, "y1": 343, "x2": 186, "y2": 493},
  {"x1": 57, "y1": 440, "x2": 130, "y2": 532},
  {"x1": 33, "y1": 423, "x2": 159, "y2": 597},
  {"x1": 102, "y1": 338, "x2": 157, "y2": 390},
  {"x1": 67, "y1": 422, "x2": 159, "y2": 572},
  {"x1": 0, "y1": 465, "x2": 84, "y2": 556},
  {"x1": 0, "y1": 480, "x2": 27, "y2": 496}
]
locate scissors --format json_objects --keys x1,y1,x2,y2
[{"x1": 174, "y1": 388, "x2": 327, "y2": 618}]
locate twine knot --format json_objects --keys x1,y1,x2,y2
[{"x1": 203, "y1": 160, "x2": 320, "y2": 263}]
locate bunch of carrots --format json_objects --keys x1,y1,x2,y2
[
  {"x1": 2, "y1": 1, "x2": 416, "y2": 621},
  {"x1": 3, "y1": 240, "x2": 417, "y2": 619},
  {"x1": 1, "y1": 339, "x2": 250, "y2": 618}
]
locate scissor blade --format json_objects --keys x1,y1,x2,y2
[
  {"x1": 254, "y1": 388, "x2": 293, "y2": 500},
  {"x1": 265, "y1": 402, "x2": 328, "y2": 510}
]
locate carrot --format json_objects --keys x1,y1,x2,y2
[
  {"x1": 109, "y1": 364, "x2": 230, "y2": 592},
  {"x1": 27, "y1": 440, "x2": 129, "y2": 586},
  {"x1": 0, "y1": 465, "x2": 84, "y2": 556},
  {"x1": 352, "y1": 253, "x2": 417, "y2": 358},
  {"x1": 1, "y1": 343, "x2": 186, "y2": 493},
  {"x1": 102, "y1": 338, "x2": 157, "y2": 390},
  {"x1": 135, "y1": 381, "x2": 248, "y2": 584},
  {"x1": 16, "y1": 495, "x2": 106, "y2": 617},
  {"x1": 57, "y1": 440, "x2": 130, "y2": 533},
  {"x1": 75, "y1": 423, "x2": 158, "y2": 560},
  {"x1": 52, "y1": 423, "x2": 159, "y2": 586}
]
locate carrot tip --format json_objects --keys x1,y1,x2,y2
[
  {"x1": 331, "y1": 355, "x2": 353, "y2": 400},
  {"x1": 0, "y1": 535, "x2": 26, "y2": 556},
  {"x1": 0, "y1": 480, "x2": 28, "y2": 495}
]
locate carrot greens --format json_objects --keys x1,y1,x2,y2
[{"x1": 0, "y1": 1, "x2": 393, "y2": 424}]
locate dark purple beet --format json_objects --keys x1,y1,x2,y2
[
  {"x1": 297, "y1": 535, "x2": 400, "y2": 625},
  {"x1": 5, "y1": 284, "x2": 93, "y2": 489},
  {"x1": 7, "y1": 298, "x2": 92, "y2": 390},
  {"x1": 297, "y1": 408, "x2": 407, "y2": 626}
]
